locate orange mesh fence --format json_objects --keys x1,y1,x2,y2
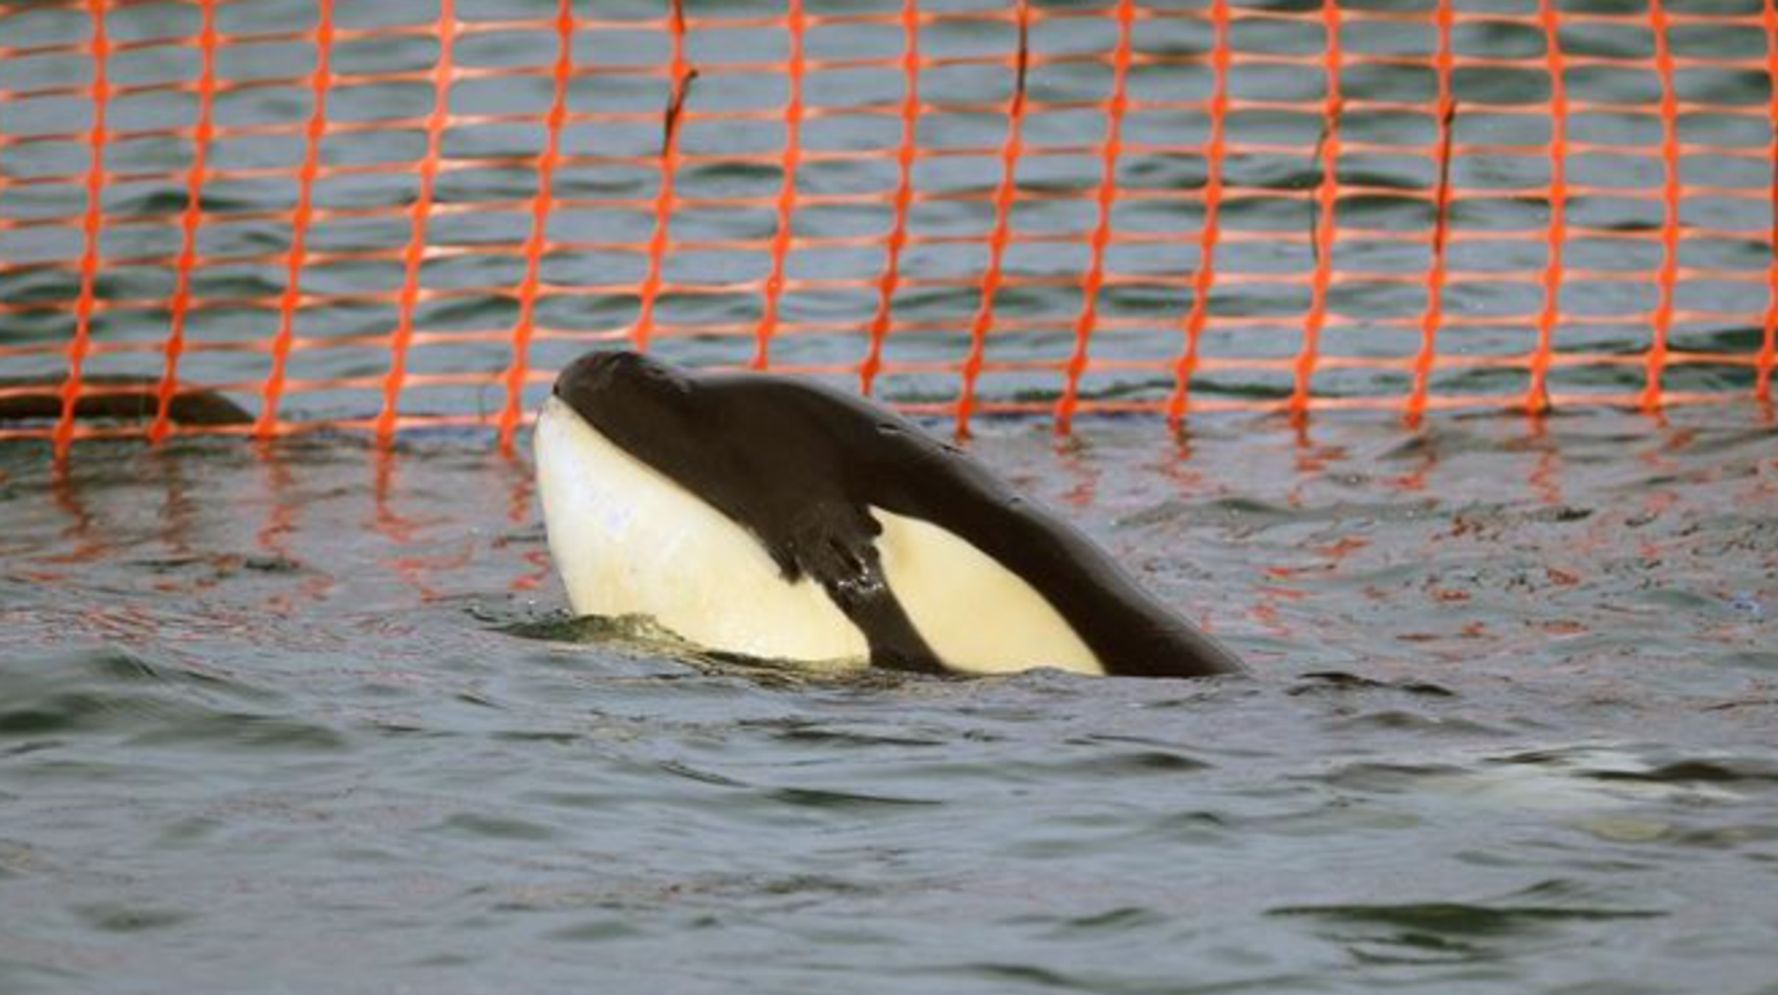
[{"x1": 2, "y1": 0, "x2": 1777, "y2": 450}]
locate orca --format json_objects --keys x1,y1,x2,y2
[{"x1": 533, "y1": 349, "x2": 1243, "y2": 679}]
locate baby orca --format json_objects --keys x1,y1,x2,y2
[{"x1": 534, "y1": 349, "x2": 1243, "y2": 679}]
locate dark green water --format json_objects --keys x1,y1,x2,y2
[{"x1": 2, "y1": 413, "x2": 1776, "y2": 995}]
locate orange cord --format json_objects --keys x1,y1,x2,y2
[
  {"x1": 1055, "y1": 0, "x2": 1134, "y2": 434},
  {"x1": 1528, "y1": 0, "x2": 1569, "y2": 417},
  {"x1": 1290, "y1": 0, "x2": 1342, "y2": 424},
  {"x1": 375, "y1": 0, "x2": 456, "y2": 442},
  {"x1": 1167, "y1": 0, "x2": 1231, "y2": 430},
  {"x1": 956, "y1": 0, "x2": 1030, "y2": 437},
  {"x1": 0, "y1": 1, "x2": 1770, "y2": 444},
  {"x1": 633, "y1": 0, "x2": 691, "y2": 353},
  {"x1": 149, "y1": 0, "x2": 217, "y2": 445},
  {"x1": 753, "y1": 0, "x2": 806, "y2": 371},
  {"x1": 1406, "y1": 0, "x2": 1455, "y2": 429},
  {"x1": 860, "y1": 0, "x2": 921, "y2": 398},
  {"x1": 1764, "y1": 0, "x2": 1778, "y2": 404},
  {"x1": 498, "y1": 0, "x2": 574, "y2": 451},
  {"x1": 1643, "y1": 0, "x2": 1680, "y2": 414},
  {"x1": 52, "y1": 0, "x2": 110, "y2": 458}
]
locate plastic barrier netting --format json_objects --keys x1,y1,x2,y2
[{"x1": 3, "y1": 0, "x2": 1777, "y2": 449}]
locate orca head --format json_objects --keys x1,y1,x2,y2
[
  {"x1": 534, "y1": 349, "x2": 874, "y2": 663},
  {"x1": 549, "y1": 349, "x2": 721, "y2": 482},
  {"x1": 554, "y1": 349, "x2": 697, "y2": 433}
]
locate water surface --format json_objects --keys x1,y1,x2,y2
[{"x1": 2, "y1": 412, "x2": 1775, "y2": 994}]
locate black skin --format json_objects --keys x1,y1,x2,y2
[
  {"x1": 0, "y1": 376, "x2": 251, "y2": 425},
  {"x1": 553, "y1": 350, "x2": 1244, "y2": 679}
]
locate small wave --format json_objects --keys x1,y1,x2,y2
[{"x1": 0, "y1": 646, "x2": 342, "y2": 753}]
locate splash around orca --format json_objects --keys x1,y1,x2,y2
[{"x1": 534, "y1": 349, "x2": 1243, "y2": 679}]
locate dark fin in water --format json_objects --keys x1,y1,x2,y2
[{"x1": 0, "y1": 376, "x2": 252, "y2": 426}]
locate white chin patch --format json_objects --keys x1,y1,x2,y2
[{"x1": 534, "y1": 396, "x2": 869, "y2": 664}]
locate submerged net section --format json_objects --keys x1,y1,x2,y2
[{"x1": 2, "y1": 0, "x2": 1776, "y2": 449}]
